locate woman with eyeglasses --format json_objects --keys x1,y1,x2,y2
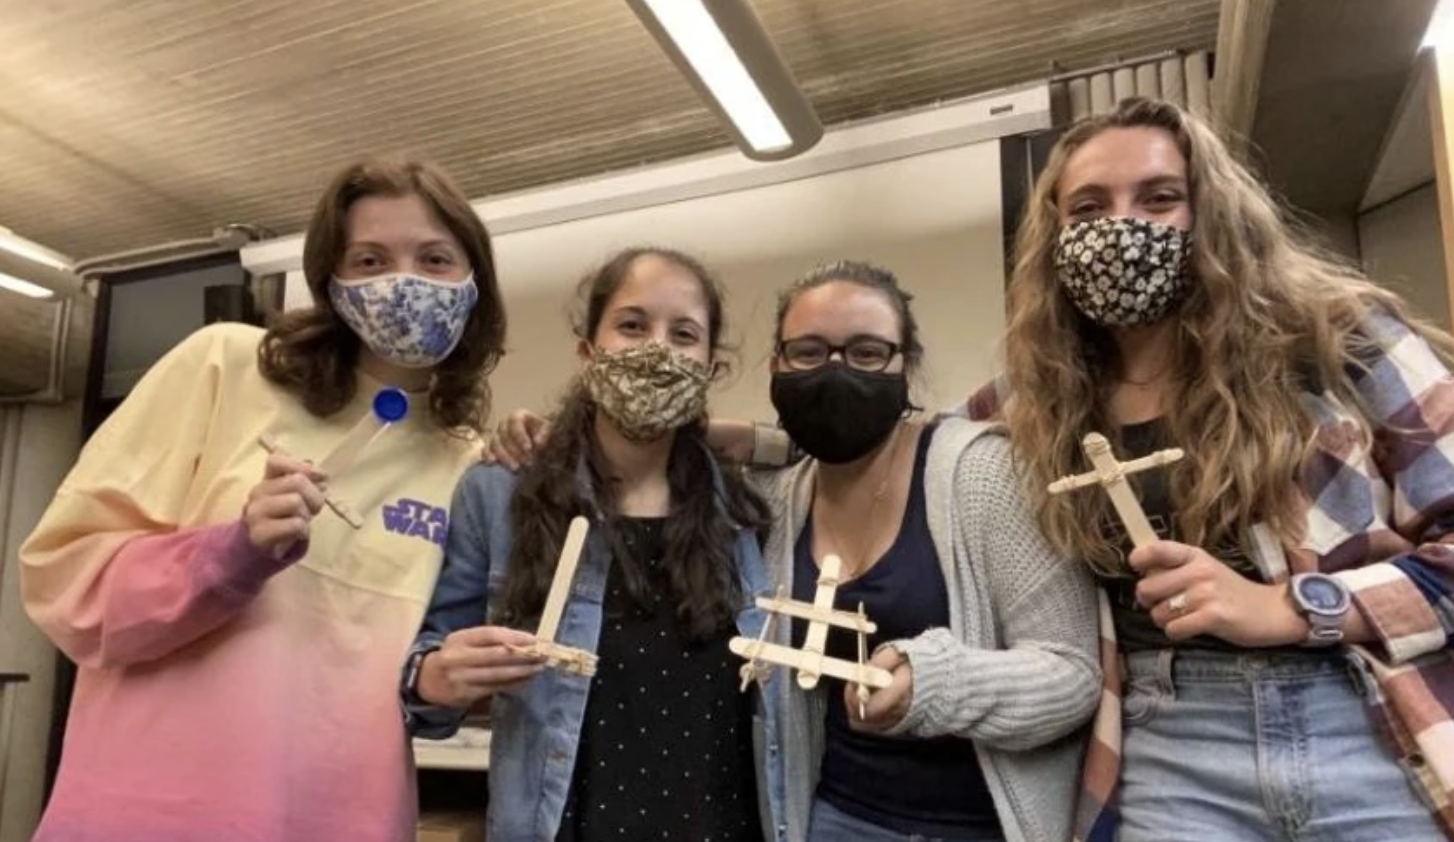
[{"x1": 486, "y1": 260, "x2": 1101, "y2": 842}]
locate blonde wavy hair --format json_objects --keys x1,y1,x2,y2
[{"x1": 1003, "y1": 97, "x2": 1454, "y2": 574}]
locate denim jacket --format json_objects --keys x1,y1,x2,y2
[{"x1": 403, "y1": 459, "x2": 791, "y2": 842}]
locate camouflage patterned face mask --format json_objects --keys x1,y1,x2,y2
[{"x1": 582, "y1": 342, "x2": 711, "y2": 442}]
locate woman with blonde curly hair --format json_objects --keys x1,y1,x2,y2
[{"x1": 966, "y1": 96, "x2": 1454, "y2": 841}]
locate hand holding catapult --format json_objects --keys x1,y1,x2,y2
[
  {"x1": 1048, "y1": 432, "x2": 1183, "y2": 550},
  {"x1": 506, "y1": 516, "x2": 599, "y2": 677},
  {"x1": 256, "y1": 388, "x2": 411, "y2": 530},
  {"x1": 729, "y1": 555, "x2": 893, "y2": 718}
]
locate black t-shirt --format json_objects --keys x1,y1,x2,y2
[{"x1": 557, "y1": 517, "x2": 763, "y2": 842}]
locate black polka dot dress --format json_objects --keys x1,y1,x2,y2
[{"x1": 556, "y1": 517, "x2": 764, "y2": 842}]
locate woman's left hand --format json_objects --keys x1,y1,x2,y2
[
  {"x1": 846, "y1": 646, "x2": 913, "y2": 733},
  {"x1": 1131, "y1": 540, "x2": 1308, "y2": 648}
]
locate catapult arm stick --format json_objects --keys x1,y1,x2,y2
[
  {"x1": 1051, "y1": 433, "x2": 1184, "y2": 551},
  {"x1": 796, "y1": 555, "x2": 843, "y2": 690},
  {"x1": 316, "y1": 415, "x2": 391, "y2": 476},
  {"x1": 1082, "y1": 433, "x2": 1160, "y2": 549},
  {"x1": 535, "y1": 516, "x2": 590, "y2": 645},
  {"x1": 256, "y1": 435, "x2": 363, "y2": 529}
]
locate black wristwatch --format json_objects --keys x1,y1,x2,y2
[
  {"x1": 1289, "y1": 573, "x2": 1352, "y2": 647},
  {"x1": 403, "y1": 646, "x2": 438, "y2": 702}
]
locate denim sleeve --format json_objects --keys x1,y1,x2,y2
[{"x1": 402, "y1": 466, "x2": 498, "y2": 738}]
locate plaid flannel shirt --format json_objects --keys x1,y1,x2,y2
[{"x1": 965, "y1": 310, "x2": 1454, "y2": 841}]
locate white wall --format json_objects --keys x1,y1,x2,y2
[
  {"x1": 481, "y1": 141, "x2": 1005, "y2": 424},
  {"x1": 1360, "y1": 184, "x2": 1450, "y2": 330},
  {"x1": 283, "y1": 140, "x2": 1006, "y2": 423}
]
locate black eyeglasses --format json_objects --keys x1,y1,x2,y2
[{"x1": 777, "y1": 336, "x2": 901, "y2": 372}]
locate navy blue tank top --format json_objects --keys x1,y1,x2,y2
[{"x1": 792, "y1": 423, "x2": 1002, "y2": 837}]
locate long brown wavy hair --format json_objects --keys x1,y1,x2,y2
[
  {"x1": 497, "y1": 247, "x2": 772, "y2": 639},
  {"x1": 258, "y1": 157, "x2": 506, "y2": 435},
  {"x1": 1003, "y1": 97, "x2": 1454, "y2": 573}
]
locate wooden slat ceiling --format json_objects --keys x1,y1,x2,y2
[{"x1": 0, "y1": 0, "x2": 1218, "y2": 261}]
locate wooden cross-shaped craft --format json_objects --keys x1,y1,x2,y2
[
  {"x1": 507, "y1": 516, "x2": 599, "y2": 677},
  {"x1": 729, "y1": 555, "x2": 892, "y2": 718},
  {"x1": 1047, "y1": 432, "x2": 1184, "y2": 550}
]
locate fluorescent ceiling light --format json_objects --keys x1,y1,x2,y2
[
  {"x1": 1426, "y1": 0, "x2": 1454, "y2": 48},
  {"x1": 642, "y1": 0, "x2": 790, "y2": 152},
  {"x1": 0, "y1": 271, "x2": 56, "y2": 298},
  {"x1": 628, "y1": 0, "x2": 822, "y2": 161},
  {"x1": 0, "y1": 226, "x2": 72, "y2": 271}
]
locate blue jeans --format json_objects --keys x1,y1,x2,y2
[
  {"x1": 1118, "y1": 648, "x2": 1442, "y2": 842},
  {"x1": 806, "y1": 799, "x2": 1004, "y2": 842}
]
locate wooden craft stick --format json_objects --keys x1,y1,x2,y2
[
  {"x1": 316, "y1": 416, "x2": 390, "y2": 476},
  {"x1": 797, "y1": 555, "x2": 844, "y2": 690},
  {"x1": 317, "y1": 387, "x2": 409, "y2": 476},
  {"x1": 725, "y1": 639, "x2": 893, "y2": 688},
  {"x1": 752, "y1": 596, "x2": 877, "y2": 633},
  {"x1": 536, "y1": 517, "x2": 590, "y2": 645},
  {"x1": 1047, "y1": 432, "x2": 1184, "y2": 551},
  {"x1": 1048, "y1": 448, "x2": 1185, "y2": 494},
  {"x1": 737, "y1": 592, "x2": 780, "y2": 692},
  {"x1": 257, "y1": 434, "x2": 363, "y2": 529},
  {"x1": 727, "y1": 555, "x2": 894, "y2": 693},
  {"x1": 855, "y1": 601, "x2": 871, "y2": 720}
]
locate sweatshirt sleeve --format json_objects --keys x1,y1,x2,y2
[{"x1": 20, "y1": 324, "x2": 298, "y2": 669}]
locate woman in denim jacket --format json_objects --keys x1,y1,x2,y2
[{"x1": 403, "y1": 247, "x2": 786, "y2": 842}]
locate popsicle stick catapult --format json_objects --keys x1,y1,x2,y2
[
  {"x1": 1047, "y1": 432, "x2": 1184, "y2": 550},
  {"x1": 729, "y1": 555, "x2": 893, "y2": 717},
  {"x1": 257, "y1": 388, "x2": 411, "y2": 530},
  {"x1": 506, "y1": 516, "x2": 599, "y2": 677}
]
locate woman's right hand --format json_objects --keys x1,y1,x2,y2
[
  {"x1": 481, "y1": 409, "x2": 552, "y2": 470},
  {"x1": 417, "y1": 626, "x2": 546, "y2": 709},
  {"x1": 243, "y1": 453, "x2": 328, "y2": 560}
]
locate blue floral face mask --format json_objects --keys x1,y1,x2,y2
[{"x1": 329, "y1": 272, "x2": 479, "y2": 368}]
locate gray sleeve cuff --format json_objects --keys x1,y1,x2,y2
[
  {"x1": 878, "y1": 627, "x2": 971, "y2": 738},
  {"x1": 750, "y1": 423, "x2": 797, "y2": 467}
]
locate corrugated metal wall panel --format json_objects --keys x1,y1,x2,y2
[{"x1": 0, "y1": 0, "x2": 1218, "y2": 258}]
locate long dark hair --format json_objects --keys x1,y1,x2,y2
[
  {"x1": 258, "y1": 157, "x2": 506, "y2": 435},
  {"x1": 497, "y1": 247, "x2": 772, "y2": 639}
]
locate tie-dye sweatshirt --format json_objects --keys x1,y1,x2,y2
[{"x1": 20, "y1": 322, "x2": 476, "y2": 842}]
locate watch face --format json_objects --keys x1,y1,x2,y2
[{"x1": 1299, "y1": 576, "x2": 1347, "y2": 612}]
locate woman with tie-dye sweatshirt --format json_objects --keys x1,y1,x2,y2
[{"x1": 20, "y1": 157, "x2": 506, "y2": 842}]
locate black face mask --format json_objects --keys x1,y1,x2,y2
[{"x1": 770, "y1": 364, "x2": 909, "y2": 464}]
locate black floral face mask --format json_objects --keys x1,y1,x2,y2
[{"x1": 1053, "y1": 216, "x2": 1192, "y2": 327}]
